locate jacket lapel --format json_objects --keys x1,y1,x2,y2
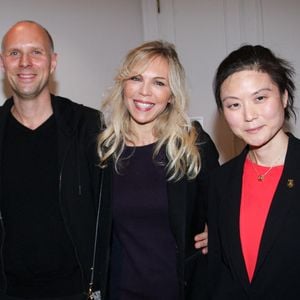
[
  {"x1": 221, "y1": 150, "x2": 251, "y2": 289},
  {"x1": 167, "y1": 179, "x2": 187, "y2": 253},
  {"x1": 254, "y1": 135, "x2": 299, "y2": 277},
  {"x1": 0, "y1": 99, "x2": 13, "y2": 210},
  {"x1": 51, "y1": 95, "x2": 76, "y2": 169},
  {"x1": 0, "y1": 99, "x2": 13, "y2": 159}
]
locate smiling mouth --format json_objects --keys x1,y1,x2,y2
[
  {"x1": 18, "y1": 74, "x2": 35, "y2": 78},
  {"x1": 16, "y1": 74, "x2": 37, "y2": 83},
  {"x1": 245, "y1": 126, "x2": 263, "y2": 133},
  {"x1": 134, "y1": 100, "x2": 154, "y2": 110}
]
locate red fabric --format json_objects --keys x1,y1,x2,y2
[{"x1": 240, "y1": 158, "x2": 283, "y2": 282}]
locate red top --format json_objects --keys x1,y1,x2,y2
[{"x1": 240, "y1": 158, "x2": 283, "y2": 282}]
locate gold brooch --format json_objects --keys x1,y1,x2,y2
[{"x1": 287, "y1": 179, "x2": 294, "y2": 188}]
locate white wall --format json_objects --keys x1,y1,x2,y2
[
  {"x1": 143, "y1": 0, "x2": 300, "y2": 161},
  {"x1": 1, "y1": 0, "x2": 300, "y2": 161},
  {"x1": 0, "y1": 0, "x2": 144, "y2": 110},
  {"x1": 262, "y1": 0, "x2": 300, "y2": 136}
]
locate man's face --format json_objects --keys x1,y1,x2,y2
[{"x1": 0, "y1": 22, "x2": 57, "y2": 100}]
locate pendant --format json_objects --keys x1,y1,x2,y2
[{"x1": 258, "y1": 175, "x2": 264, "y2": 181}]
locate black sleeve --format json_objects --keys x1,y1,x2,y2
[
  {"x1": 83, "y1": 108, "x2": 105, "y2": 208},
  {"x1": 192, "y1": 120, "x2": 220, "y2": 221},
  {"x1": 193, "y1": 120, "x2": 219, "y2": 175},
  {"x1": 186, "y1": 121, "x2": 220, "y2": 299}
]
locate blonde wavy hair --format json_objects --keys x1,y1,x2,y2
[{"x1": 98, "y1": 40, "x2": 201, "y2": 181}]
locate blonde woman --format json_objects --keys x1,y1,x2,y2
[{"x1": 97, "y1": 41, "x2": 219, "y2": 300}]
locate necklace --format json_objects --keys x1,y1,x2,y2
[{"x1": 249, "y1": 151, "x2": 281, "y2": 182}]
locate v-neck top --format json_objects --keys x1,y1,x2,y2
[
  {"x1": 240, "y1": 158, "x2": 284, "y2": 282},
  {"x1": 1, "y1": 112, "x2": 82, "y2": 297}
]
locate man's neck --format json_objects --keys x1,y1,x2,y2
[{"x1": 11, "y1": 93, "x2": 53, "y2": 130}]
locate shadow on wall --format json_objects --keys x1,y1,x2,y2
[
  {"x1": 1, "y1": 76, "x2": 58, "y2": 99},
  {"x1": 284, "y1": 120, "x2": 295, "y2": 135},
  {"x1": 2, "y1": 78, "x2": 11, "y2": 98},
  {"x1": 212, "y1": 110, "x2": 245, "y2": 163}
]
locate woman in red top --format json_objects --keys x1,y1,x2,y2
[{"x1": 208, "y1": 45, "x2": 300, "y2": 299}]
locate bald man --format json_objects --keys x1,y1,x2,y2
[{"x1": 0, "y1": 21, "x2": 102, "y2": 300}]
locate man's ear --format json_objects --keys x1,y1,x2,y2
[
  {"x1": 50, "y1": 52, "x2": 58, "y2": 74},
  {"x1": 0, "y1": 54, "x2": 5, "y2": 72}
]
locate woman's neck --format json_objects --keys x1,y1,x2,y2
[
  {"x1": 126, "y1": 135, "x2": 157, "y2": 147},
  {"x1": 127, "y1": 121, "x2": 157, "y2": 146},
  {"x1": 249, "y1": 131, "x2": 288, "y2": 166}
]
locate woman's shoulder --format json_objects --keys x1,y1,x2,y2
[
  {"x1": 214, "y1": 148, "x2": 247, "y2": 176},
  {"x1": 191, "y1": 121, "x2": 220, "y2": 175},
  {"x1": 287, "y1": 132, "x2": 300, "y2": 147}
]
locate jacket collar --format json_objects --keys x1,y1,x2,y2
[
  {"x1": 51, "y1": 94, "x2": 80, "y2": 137},
  {"x1": 0, "y1": 95, "x2": 80, "y2": 137},
  {"x1": 0, "y1": 98, "x2": 14, "y2": 159}
]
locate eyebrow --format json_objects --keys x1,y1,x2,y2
[
  {"x1": 154, "y1": 76, "x2": 168, "y2": 80},
  {"x1": 221, "y1": 96, "x2": 239, "y2": 102},
  {"x1": 131, "y1": 74, "x2": 168, "y2": 80},
  {"x1": 222, "y1": 87, "x2": 272, "y2": 102},
  {"x1": 253, "y1": 88, "x2": 272, "y2": 95}
]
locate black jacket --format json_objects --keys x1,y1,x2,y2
[
  {"x1": 0, "y1": 95, "x2": 102, "y2": 294},
  {"x1": 98, "y1": 122, "x2": 219, "y2": 299},
  {"x1": 208, "y1": 134, "x2": 300, "y2": 299}
]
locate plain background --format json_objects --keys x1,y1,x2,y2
[{"x1": 1, "y1": 0, "x2": 299, "y2": 162}]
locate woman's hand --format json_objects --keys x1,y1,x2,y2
[{"x1": 194, "y1": 224, "x2": 208, "y2": 254}]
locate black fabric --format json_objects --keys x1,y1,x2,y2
[
  {"x1": 0, "y1": 96, "x2": 103, "y2": 296},
  {"x1": 98, "y1": 122, "x2": 220, "y2": 300},
  {"x1": 208, "y1": 134, "x2": 300, "y2": 299},
  {"x1": 109, "y1": 143, "x2": 178, "y2": 300},
  {"x1": 1, "y1": 113, "x2": 82, "y2": 297},
  {"x1": 0, "y1": 292, "x2": 86, "y2": 300}
]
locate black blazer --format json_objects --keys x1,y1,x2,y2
[
  {"x1": 97, "y1": 123, "x2": 219, "y2": 300},
  {"x1": 208, "y1": 134, "x2": 300, "y2": 299}
]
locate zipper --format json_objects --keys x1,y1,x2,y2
[
  {"x1": 88, "y1": 172, "x2": 104, "y2": 298},
  {"x1": 58, "y1": 139, "x2": 86, "y2": 292}
]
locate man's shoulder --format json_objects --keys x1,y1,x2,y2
[
  {"x1": 0, "y1": 98, "x2": 13, "y2": 117},
  {"x1": 52, "y1": 95, "x2": 99, "y2": 114},
  {"x1": 0, "y1": 97, "x2": 13, "y2": 108},
  {"x1": 52, "y1": 95, "x2": 103, "y2": 133}
]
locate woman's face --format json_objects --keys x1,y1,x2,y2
[
  {"x1": 220, "y1": 70, "x2": 287, "y2": 148},
  {"x1": 123, "y1": 56, "x2": 171, "y2": 132}
]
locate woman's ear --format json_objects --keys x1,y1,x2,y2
[{"x1": 282, "y1": 89, "x2": 288, "y2": 108}]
